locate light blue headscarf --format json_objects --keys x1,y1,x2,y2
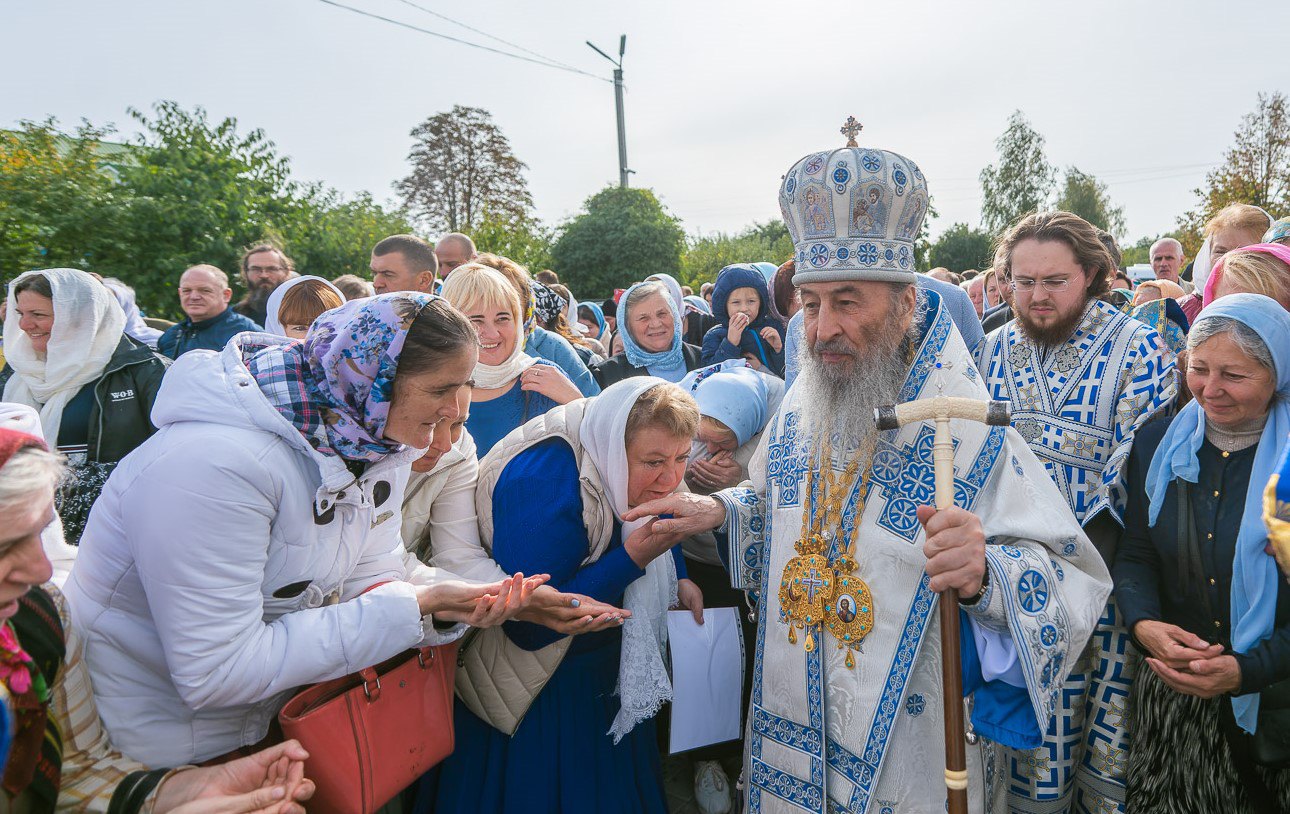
[
  {"x1": 680, "y1": 361, "x2": 769, "y2": 446},
  {"x1": 1145, "y1": 293, "x2": 1290, "y2": 733},
  {"x1": 618, "y1": 281, "x2": 685, "y2": 371},
  {"x1": 683, "y1": 295, "x2": 711, "y2": 316}
]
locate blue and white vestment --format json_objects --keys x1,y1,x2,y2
[{"x1": 715, "y1": 293, "x2": 1112, "y2": 814}]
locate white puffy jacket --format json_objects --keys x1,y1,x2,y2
[{"x1": 65, "y1": 341, "x2": 467, "y2": 766}]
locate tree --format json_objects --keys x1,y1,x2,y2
[
  {"x1": 1179, "y1": 91, "x2": 1290, "y2": 249},
  {"x1": 550, "y1": 186, "x2": 685, "y2": 298},
  {"x1": 678, "y1": 220, "x2": 793, "y2": 289},
  {"x1": 929, "y1": 223, "x2": 994, "y2": 272},
  {"x1": 979, "y1": 111, "x2": 1056, "y2": 234},
  {"x1": 1055, "y1": 167, "x2": 1126, "y2": 238},
  {"x1": 292, "y1": 189, "x2": 416, "y2": 282},
  {"x1": 467, "y1": 208, "x2": 553, "y2": 273},
  {"x1": 396, "y1": 106, "x2": 533, "y2": 234},
  {"x1": 0, "y1": 119, "x2": 128, "y2": 279}
]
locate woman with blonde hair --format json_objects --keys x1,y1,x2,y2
[
  {"x1": 1205, "y1": 245, "x2": 1290, "y2": 311},
  {"x1": 1181, "y1": 204, "x2": 1275, "y2": 320},
  {"x1": 441, "y1": 264, "x2": 582, "y2": 458},
  {"x1": 1132, "y1": 278, "x2": 1187, "y2": 306}
]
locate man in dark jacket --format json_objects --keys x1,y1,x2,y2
[{"x1": 158, "y1": 265, "x2": 262, "y2": 358}]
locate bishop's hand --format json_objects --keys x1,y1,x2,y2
[
  {"x1": 916, "y1": 505, "x2": 986, "y2": 600},
  {"x1": 624, "y1": 492, "x2": 727, "y2": 537}
]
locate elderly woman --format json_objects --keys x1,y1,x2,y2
[
  {"x1": 1114, "y1": 293, "x2": 1290, "y2": 812},
  {"x1": 591, "y1": 281, "x2": 704, "y2": 388},
  {"x1": 0, "y1": 428, "x2": 320, "y2": 813},
  {"x1": 64, "y1": 294, "x2": 575, "y2": 767},
  {"x1": 441, "y1": 265, "x2": 582, "y2": 458},
  {"x1": 1, "y1": 269, "x2": 169, "y2": 544},
  {"x1": 263, "y1": 275, "x2": 345, "y2": 339},
  {"x1": 427, "y1": 378, "x2": 703, "y2": 814},
  {"x1": 1203, "y1": 244, "x2": 1290, "y2": 311}
]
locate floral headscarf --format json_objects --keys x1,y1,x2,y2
[{"x1": 247, "y1": 293, "x2": 437, "y2": 462}]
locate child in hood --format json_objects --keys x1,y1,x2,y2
[{"x1": 700, "y1": 264, "x2": 786, "y2": 377}]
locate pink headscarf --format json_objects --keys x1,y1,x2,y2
[{"x1": 1202, "y1": 243, "x2": 1290, "y2": 308}]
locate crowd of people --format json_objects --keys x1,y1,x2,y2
[{"x1": 0, "y1": 129, "x2": 1289, "y2": 814}]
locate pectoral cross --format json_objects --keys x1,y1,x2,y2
[
  {"x1": 840, "y1": 116, "x2": 863, "y2": 147},
  {"x1": 802, "y1": 569, "x2": 825, "y2": 602}
]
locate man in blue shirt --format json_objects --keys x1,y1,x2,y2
[{"x1": 158, "y1": 265, "x2": 262, "y2": 359}]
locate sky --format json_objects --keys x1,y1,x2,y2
[{"x1": 4, "y1": 0, "x2": 1289, "y2": 245}]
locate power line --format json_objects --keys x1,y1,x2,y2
[
  {"x1": 386, "y1": 0, "x2": 585, "y2": 74},
  {"x1": 310, "y1": 0, "x2": 611, "y2": 82}
]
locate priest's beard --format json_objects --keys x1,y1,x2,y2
[
  {"x1": 1016, "y1": 294, "x2": 1089, "y2": 347},
  {"x1": 242, "y1": 280, "x2": 277, "y2": 313},
  {"x1": 794, "y1": 300, "x2": 918, "y2": 452}
]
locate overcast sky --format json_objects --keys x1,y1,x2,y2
[{"x1": 4, "y1": 0, "x2": 1288, "y2": 244}]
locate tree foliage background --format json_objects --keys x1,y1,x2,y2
[
  {"x1": 551, "y1": 186, "x2": 685, "y2": 297},
  {"x1": 678, "y1": 221, "x2": 793, "y2": 289},
  {"x1": 929, "y1": 223, "x2": 994, "y2": 272},
  {"x1": 396, "y1": 105, "x2": 533, "y2": 234},
  {"x1": 1054, "y1": 167, "x2": 1126, "y2": 238},
  {"x1": 979, "y1": 111, "x2": 1056, "y2": 234},
  {"x1": 0, "y1": 102, "x2": 413, "y2": 319}
]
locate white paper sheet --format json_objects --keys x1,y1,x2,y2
[{"x1": 667, "y1": 607, "x2": 744, "y2": 754}]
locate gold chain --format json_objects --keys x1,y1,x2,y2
[{"x1": 801, "y1": 435, "x2": 876, "y2": 557}]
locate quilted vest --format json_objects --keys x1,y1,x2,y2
[{"x1": 454, "y1": 399, "x2": 616, "y2": 735}]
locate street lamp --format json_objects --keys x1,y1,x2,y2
[{"x1": 586, "y1": 35, "x2": 630, "y2": 188}]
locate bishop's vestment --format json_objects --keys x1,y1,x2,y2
[{"x1": 716, "y1": 292, "x2": 1112, "y2": 814}]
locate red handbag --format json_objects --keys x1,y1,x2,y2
[{"x1": 277, "y1": 642, "x2": 458, "y2": 814}]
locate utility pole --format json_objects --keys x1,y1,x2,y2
[{"x1": 586, "y1": 35, "x2": 630, "y2": 187}]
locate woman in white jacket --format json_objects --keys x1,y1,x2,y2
[{"x1": 65, "y1": 293, "x2": 563, "y2": 766}]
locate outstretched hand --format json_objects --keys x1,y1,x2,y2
[
  {"x1": 624, "y1": 493, "x2": 726, "y2": 537},
  {"x1": 518, "y1": 588, "x2": 631, "y2": 634},
  {"x1": 155, "y1": 740, "x2": 316, "y2": 814},
  {"x1": 416, "y1": 573, "x2": 550, "y2": 626}
]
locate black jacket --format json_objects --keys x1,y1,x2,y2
[
  {"x1": 981, "y1": 302, "x2": 1013, "y2": 334},
  {"x1": 0, "y1": 334, "x2": 168, "y2": 464},
  {"x1": 590, "y1": 343, "x2": 704, "y2": 389},
  {"x1": 1113, "y1": 416, "x2": 1290, "y2": 695}
]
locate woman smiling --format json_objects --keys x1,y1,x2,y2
[{"x1": 440, "y1": 264, "x2": 583, "y2": 458}]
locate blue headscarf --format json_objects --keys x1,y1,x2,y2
[
  {"x1": 579, "y1": 301, "x2": 607, "y2": 338},
  {"x1": 1145, "y1": 293, "x2": 1290, "y2": 733},
  {"x1": 751, "y1": 262, "x2": 778, "y2": 284},
  {"x1": 683, "y1": 295, "x2": 711, "y2": 316},
  {"x1": 617, "y1": 281, "x2": 685, "y2": 370},
  {"x1": 680, "y1": 361, "x2": 770, "y2": 446}
]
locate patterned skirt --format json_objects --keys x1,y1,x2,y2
[{"x1": 1127, "y1": 661, "x2": 1290, "y2": 814}]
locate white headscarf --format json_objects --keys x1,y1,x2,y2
[
  {"x1": 0, "y1": 403, "x2": 75, "y2": 583},
  {"x1": 578, "y1": 376, "x2": 680, "y2": 742},
  {"x1": 263, "y1": 275, "x2": 346, "y2": 337},
  {"x1": 103, "y1": 279, "x2": 162, "y2": 348},
  {"x1": 3, "y1": 269, "x2": 126, "y2": 446},
  {"x1": 646, "y1": 273, "x2": 686, "y2": 316}
]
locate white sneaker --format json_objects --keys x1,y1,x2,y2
[{"x1": 694, "y1": 760, "x2": 733, "y2": 814}]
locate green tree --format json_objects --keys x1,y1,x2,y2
[
  {"x1": 1055, "y1": 167, "x2": 1126, "y2": 238},
  {"x1": 929, "y1": 222, "x2": 994, "y2": 272},
  {"x1": 112, "y1": 101, "x2": 309, "y2": 317},
  {"x1": 0, "y1": 119, "x2": 128, "y2": 280},
  {"x1": 1179, "y1": 91, "x2": 1290, "y2": 251},
  {"x1": 292, "y1": 189, "x2": 416, "y2": 281},
  {"x1": 979, "y1": 111, "x2": 1056, "y2": 234},
  {"x1": 551, "y1": 186, "x2": 685, "y2": 298},
  {"x1": 396, "y1": 106, "x2": 533, "y2": 234},
  {"x1": 467, "y1": 208, "x2": 554, "y2": 273},
  {"x1": 678, "y1": 220, "x2": 793, "y2": 289}
]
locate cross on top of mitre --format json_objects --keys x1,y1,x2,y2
[{"x1": 840, "y1": 116, "x2": 863, "y2": 147}]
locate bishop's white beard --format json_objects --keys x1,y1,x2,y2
[{"x1": 794, "y1": 318, "x2": 915, "y2": 455}]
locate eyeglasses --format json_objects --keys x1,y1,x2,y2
[
  {"x1": 247, "y1": 265, "x2": 285, "y2": 275},
  {"x1": 1011, "y1": 277, "x2": 1072, "y2": 293}
]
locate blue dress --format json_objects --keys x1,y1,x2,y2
[
  {"x1": 424, "y1": 438, "x2": 669, "y2": 814},
  {"x1": 465, "y1": 367, "x2": 561, "y2": 458}
]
